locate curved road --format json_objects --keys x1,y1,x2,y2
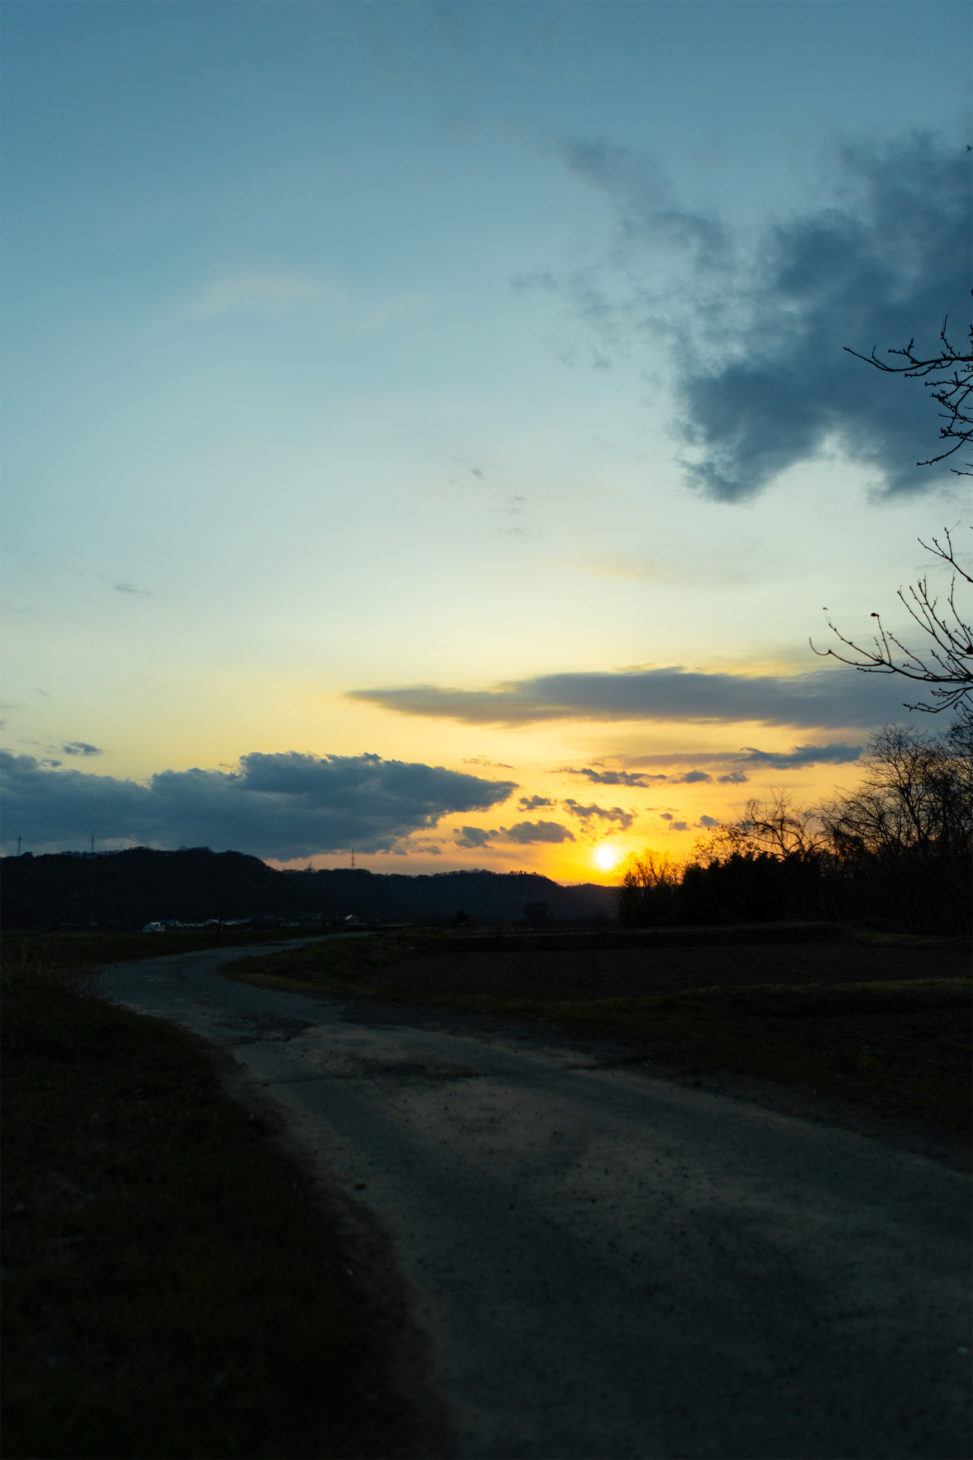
[{"x1": 99, "y1": 943, "x2": 971, "y2": 1460}]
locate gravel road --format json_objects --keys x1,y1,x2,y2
[{"x1": 99, "y1": 943, "x2": 971, "y2": 1460}]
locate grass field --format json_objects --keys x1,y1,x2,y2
[
  {"x1": 222, "y1": 924, "x2": 972, "y2": 1134},
  {"x1": 1, "y1": 930, "x2": 414, "y2": 1460}
]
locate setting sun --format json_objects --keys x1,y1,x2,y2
[{"x1": 593, "y1": 844, "x2": 622, "y2": 872}]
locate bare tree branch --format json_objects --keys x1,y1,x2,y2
[
  {"x1": 811, "y1": 528, "x2": 973, "y2": 724},
  {"x1": 844, "y1": 313, "x2": 973, "y2": 473}
]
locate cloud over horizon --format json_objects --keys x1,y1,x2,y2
[
  {"x1": 454, "y1": 818, "x2": 580, "y2": 848},
  {"x1": 563, "y1": 767, "x2": 655, "y2": 787},
  {"x1": 349, "y1": 664, "x2": 913, "y2": 730},
  {"x1": 736, "y1": 742, "x2": 864, "y2": 769},
  {"x1": 500, "y1": 819, "x2": 576, "y2": 845},
  {"x1": 1, "y1": 751, "x2": 516, "y2": 859}
]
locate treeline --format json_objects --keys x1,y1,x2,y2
[{"x1": 620, "y1": 725, "x2": 972, "y2": 936}]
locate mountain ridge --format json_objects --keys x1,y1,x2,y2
[{"x1": 2, "y1": 847, "x2": 618, "y2": 930}]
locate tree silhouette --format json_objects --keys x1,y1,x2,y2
[
  {"x1": 811, "y1": 528, "x2": 973, "y2": 724},
  {"x1": 845, "y1": 313, "x2": 973, "y2": 473}
]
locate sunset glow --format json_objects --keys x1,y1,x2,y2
[{"x1": 2, "y1": 3, "x2": 965, "y2": 881}]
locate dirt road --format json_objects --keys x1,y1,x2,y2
[{"x1": 99, "y1": 943, "x2": 971, "y2": 1460}]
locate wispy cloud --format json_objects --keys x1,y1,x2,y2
[
  {"x1": 192, "y1": 273, "x2": 333, "y2": 318},
  {"x1": 61, "y1": 742, "x2": 102, "y2": 757},
  {"x1": 190, "y1": 272, "x2": 426, "y2": 332},
  {"x1": 607, "y1": 741, "x2": 864, "y2": 783}
]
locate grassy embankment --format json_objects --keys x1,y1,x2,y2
[
  {"x1": 1, "y1": 930, "x2": 410, "y2": 1460},
  {"x1": 223, "y1": 923, "x2": 972, "y2": 1134}
]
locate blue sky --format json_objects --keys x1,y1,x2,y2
[{"x1": 2, "y1": 1, "x2": 970, "y2": 878}]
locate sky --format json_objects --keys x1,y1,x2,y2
[{"x1": 2, "y1": 0, "x2": 970, "y2": 884}]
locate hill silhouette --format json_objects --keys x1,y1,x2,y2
[{"x1": 1, "y1": 847, "x2": 617, "y2": 931}]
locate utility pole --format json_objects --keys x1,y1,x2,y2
[{"x1": 17, "y1": 835, "x2": 22, "y2": 856}]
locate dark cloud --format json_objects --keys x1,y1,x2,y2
[
  {"x1": 0, "y1": 751, "x2": 516, "y2": 859},
  {"x1": 735, "y1": 742, "x2": 864, "y2": 769},
  {"x1": 696, "y1": 815, "x2": 720, "y2": 828},
  {"x1": 500, "y1": 819, "x2": 575, "y2": 845},
  {"x1": 454, "y1": 825, "x2": 496, "y2": 849},
  {"x1": 518, "y1": 794, "x2": 556, "y2": 810},
  {"x1": 615, "y1": 741, "x2": 862, "y2": 783},
  {"x1": 349, "y1": 664, "x2": 911, "y2": 730},
  {"x1": 563, "y1": 766, "x2": 655, "y2": 787},
  {"x1": 677, "y1": 136, "x2": 970, "y2": 500},
  {"x1": 61, "y1": 742, "x2": 102, "y2": 757},
  {"x1": 562, "y1": 799, "x2": 635, "y2": 832},
  {"x1": 544, "y1": 131, "x2": 968, "y2": 501},
  {"x1": 659, "y1": 810, "x2": 689, "y2": 831}
]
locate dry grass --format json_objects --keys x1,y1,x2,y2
[{"x1": 1, "y1": 931, "x2": 406, "y2": 1460}]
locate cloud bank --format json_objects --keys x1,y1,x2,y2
[
  {"x1": 1, "y1": 751, "x2": 516, "y2": 859},
  {"x1": 349, "y1": 665, "x2": 912, "y2": 729}
]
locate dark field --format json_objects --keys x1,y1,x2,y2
[
  {"x1": 225, "y1": 927, "x2": 971, "y2": 1137},
  {"x1": 344, "y1": 934, "x2": 967, "y2": 1000}
]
